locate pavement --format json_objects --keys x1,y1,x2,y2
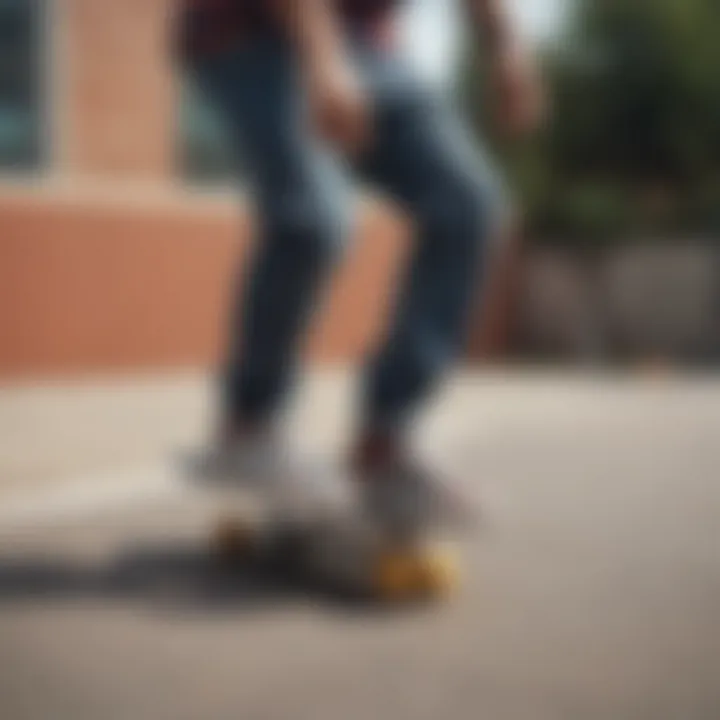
[{"x1": 1, "y1": 369, "x2": 719, "y2": 720}]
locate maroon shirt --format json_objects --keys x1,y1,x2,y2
[{"x1": 179, "y1": 0, "x2": 401, "y2": 59}]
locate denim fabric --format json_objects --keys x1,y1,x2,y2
[{"x1": 190, "y1": 35, "x2": 507, "y2": 430}]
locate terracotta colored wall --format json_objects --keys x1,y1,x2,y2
[{"x1": 0, "y1": 187, "x2": 407, "y2": 379}]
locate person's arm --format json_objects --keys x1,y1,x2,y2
[
  {"x1": 464, "y1": 0, "x2": 545, "y2": 137},
  {"x1": 466, "y1": 0, "x2": 517, "y2": 52},
  {"x1": 272, "y1": 0, "x2": 345, "y2": 65},
  {"x1": 272, "y1": 0, "x2": 369, "y2": 152}
]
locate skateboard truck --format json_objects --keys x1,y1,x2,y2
[
  {"x1": 184, "y1": 452, "x2": 462, "y2": 603},
  {"x1": 209, "y1": 493, "x2": 461, "y2": 603}
]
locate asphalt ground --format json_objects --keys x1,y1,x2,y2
[{"x1": 1, "y1": 370, "x2": 719, "y2": 720}]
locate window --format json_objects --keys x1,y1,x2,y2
[
  {"x1": 0, "y1": 0, "x2": 45, "y2": 170},
  {"x1": 180, "y1": 81, "x2": 241, "y2": 183}
]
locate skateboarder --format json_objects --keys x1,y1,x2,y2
[{"x1": 178, "y1": 0, "x2": 544, "y2": 532}]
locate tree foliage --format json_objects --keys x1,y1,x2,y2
[{"x1": 464, "y1": 0, "x2": 720, "y2": 243}]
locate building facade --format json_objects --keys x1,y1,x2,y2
[{"x1": 0, "y1": 0, "x2": 507, "y2": 379}]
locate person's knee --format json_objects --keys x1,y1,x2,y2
[
  {"x1": 422, "y1": 170, "x2": 507, "y2": 255},
  {"x1": 265, "y1": 188, "x2": 351, "y2": 267}
]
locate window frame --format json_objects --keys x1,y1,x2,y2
[{"x1": 0, "y1": 0, "x2": 54, "y2": 177}]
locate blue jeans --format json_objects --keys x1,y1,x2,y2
[{"x1": 189, "y1": 35, "x2": 507, "y2": 433}]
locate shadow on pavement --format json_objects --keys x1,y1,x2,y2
[
  {"x1": 0, "y1": 543, "x2": 420, "y2": 617},
  {"x1": 0, "y1": 543, "x2": 351, "y2": 616}
]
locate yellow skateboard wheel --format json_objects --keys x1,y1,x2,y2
[
  {"x1": 372, "y1": 544, "x2": 460, "y2": 602},
  {"x1": 211, "y1": 517, "x2": 256, "y2": 559},
  {"x1": 413, "y1": 545, "x2": 459, "y2": 597}
]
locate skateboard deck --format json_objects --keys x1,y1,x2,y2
[{"x1": 181, "y1": 451, "x2": 461, "y2": 603}]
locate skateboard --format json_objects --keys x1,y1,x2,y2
[{"x1": 183, "y1": 456, "x2": 461, "y2": 603}]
